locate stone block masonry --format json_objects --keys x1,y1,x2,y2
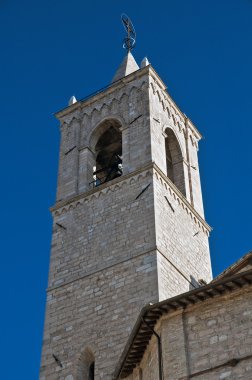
[
  {"x1": 123, "y1": 285, "x2": 252, "y2": 380},
  {"x1": 40, "y1": 59, "x2": 213, "y2": 379},
  {"x1": 41, "y1": 169, "x2": 159, "y2": 379},
  {"x1": 41, "y1": 252, "x2": 158, "y2": 379}
]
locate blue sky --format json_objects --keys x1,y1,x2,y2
[{"x1": 1, "y1": 0, "x2": 252, "y2": 378}]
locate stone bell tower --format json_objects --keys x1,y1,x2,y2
[{"x1": 40, "y1": 51, "x2": 212, "y2": 380}]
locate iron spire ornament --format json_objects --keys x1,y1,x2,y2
[{"x1": 121, "y1": 14, "x2": 136, "y2": 52}]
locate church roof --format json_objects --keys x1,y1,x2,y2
[
  {"x1": 112, "y1": 52, "x2": 140, "y2": 83},
  {"x1": 114, "y1": 266, "x2": 252, "y2": 379},
  {"x1": 212, "y1": 250, "x2": 252, "y2": 282}
]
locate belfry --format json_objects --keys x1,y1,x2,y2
[{"x1": 40, "y1": 17, "x2": 214, "y2": 380}]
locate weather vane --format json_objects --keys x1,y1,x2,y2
[{"x1": 121, "y1": 14, "x2": 136, "y2": 52}]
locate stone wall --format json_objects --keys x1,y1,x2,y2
[
  {"x1": 49, "y1": 169, "x2": 156, "y2": 289},
  {"x1": 41, "y1": 252, "x2": 158, "y2": 380},
  {"x1": 153, "y1": 167, "x2": 212, "y2": 300},
  {"x1": 122, "y1": 286, "x2": 252, "y2": 380},
  {"x1": 40, "y1": 169, "x2": 159, "y2": 379},
  {"x1": 56, "y1": 70, "x2": 151, "y2": 201},
  {"x1": 148, "y1": 74, "x2": 204, "y2": 217}
]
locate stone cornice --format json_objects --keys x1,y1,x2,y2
[
  {"x1": 54, "y1": 64, "x2": 202, "y2": 143},
  {"x1": 54, "y1": 66, "x2": 150, "y2": 121},
  {"x1": 51, "y1": 162, "x2": 211, "y2": 234},
  {"x1": 148, "y1": 66, "x2": 202, "y2": 140},
  {"x1": 152, "y1": 163, "x2": 211, "y2": 233},
  {"x1": 148, "y1": 66, "x2": 167, "y2": 91},
  {"x1": 50, "y1": 162, "x2": 154, "y2": 213}
]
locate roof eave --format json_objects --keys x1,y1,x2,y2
[{"x1": 114, "y1": 268, "x2": 252, "y2": 378}]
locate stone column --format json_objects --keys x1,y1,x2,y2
[{"x1": 78, "y1": 146, "x2": 96, "y2": 193}]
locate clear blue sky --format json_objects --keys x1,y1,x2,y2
[{"x1": 1, "y1": 0, "x2": 252, "y2": 378}]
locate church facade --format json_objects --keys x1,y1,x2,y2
[{"x1": 40, "y1": 51, "x2": 252, "y2": 380}]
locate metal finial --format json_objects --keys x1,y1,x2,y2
[{"x1": 121, "y1": 14, "x2": 136, "y2": 52}]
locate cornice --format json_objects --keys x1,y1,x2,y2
[
  {"x1": 152, "y1": 163, "x2": 211, "y2": 233},
  {"x1": 54, "y1": 66, "x2": 150, "y2": 121},
  {"x1": 213, "y1": 250, "x2": 252, "y2": 282},
  {"x1": 51, "y1": 162, "x2": 211, "y2": 234},
  {"x1": 54, "y1": 63, "x2": 202, "y2": 144},
  {"x1": 149, "y1": 66, "x2": 202, "y2": 140},
  {"x1": 50, "y1": 162, "x2": 153, "y2": 213}
]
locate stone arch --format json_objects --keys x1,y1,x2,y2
[
  {"x1": 89, "y1": 118, "x2": 123, "y2": 186},
  {"x1": 76, "y1": 347, "x2": 95, "y2": 380},
  {"x1": 89, "y1": 117, "x2": 123, "y2": 151},
  {"x1": 164, "y1": 127, "x2": 186, "y2": 196}
]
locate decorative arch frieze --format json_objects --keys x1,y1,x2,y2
[
  {"x1": 52, "y1": 168, "x2": 153, "y2": 217},
  {"x1": 99, "y1": 103, "x2": 110, "y2": 117},
  {"x1": 156, "y1": 90, "x2": 162, "y2": 102},
  {"x1": 60, "y1": 118, "x2": 80, "y2": 153},
  {"x1": 59, "y1": 108, "x2": 81, "y2": 126},
  {"x1": 129, "y1": 85, "x2": 139, "y2": 97},
  {"x1": 150, "y1": 79, "x2": 187, "y2": 134},
  {"x1": 76, "y1": 79, "x2": 147, "y2": 146},
  {"x1": 81, "y1": 81, "x2": 145, "y2": 120},
  {"x1": 166, "y1": 106, "x2": 171, "y2": 119},
  {"x1": 189, "y1": 133, "x2": 198, "y2": 148},
  {"x1": 110, "y1": 97, "x2": 120, "y2": 115},
  {"x1": 150, "y1": 81, "x2": 156, "y2": 94},
  {"x1": 90, "y1": 108, "x2": 100, "y2": 125},
  {"x1": 153, "y1": 168, "x2": 209, "y2": 236}
]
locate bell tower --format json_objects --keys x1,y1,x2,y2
[{"x1": 40, "y1": 35, "x2": 212, "y2": 379}]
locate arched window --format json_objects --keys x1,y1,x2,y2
[
  {"x1": 88, "y1": 362, "x2": 94, "y2": 380},
  {"x1": 92, "y1": 120, "x2": 122, "y2": 187},
  {"x1": 165, "y1": 128, "x2": 186, "y2": 196},
  {"x1": 76, "y1": 348, "x2": 95, "y2": 380}
]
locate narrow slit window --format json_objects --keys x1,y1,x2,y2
[
  {"x1": 76, "y1": 348, "x2": 95, "y2": 380},
  {"x1": 88, "y1": 362, "x2": 94, "y2": 380}
]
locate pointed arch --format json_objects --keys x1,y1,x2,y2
[
  {"x1": 76, "y1": 347, "x2": 95, "y2": 380},
  {"x1": 164, "y1": 127, "x2": 186, "y2": 196},
  {"x1": 110, "y1": 98, "x2": 120, "y2": 114},
  {"x1": 89, "y1": 118, "x2": 123, "y2": 186},
  {"x1": 99, "y1": 103, "x2": 110, "y2": 116}
]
